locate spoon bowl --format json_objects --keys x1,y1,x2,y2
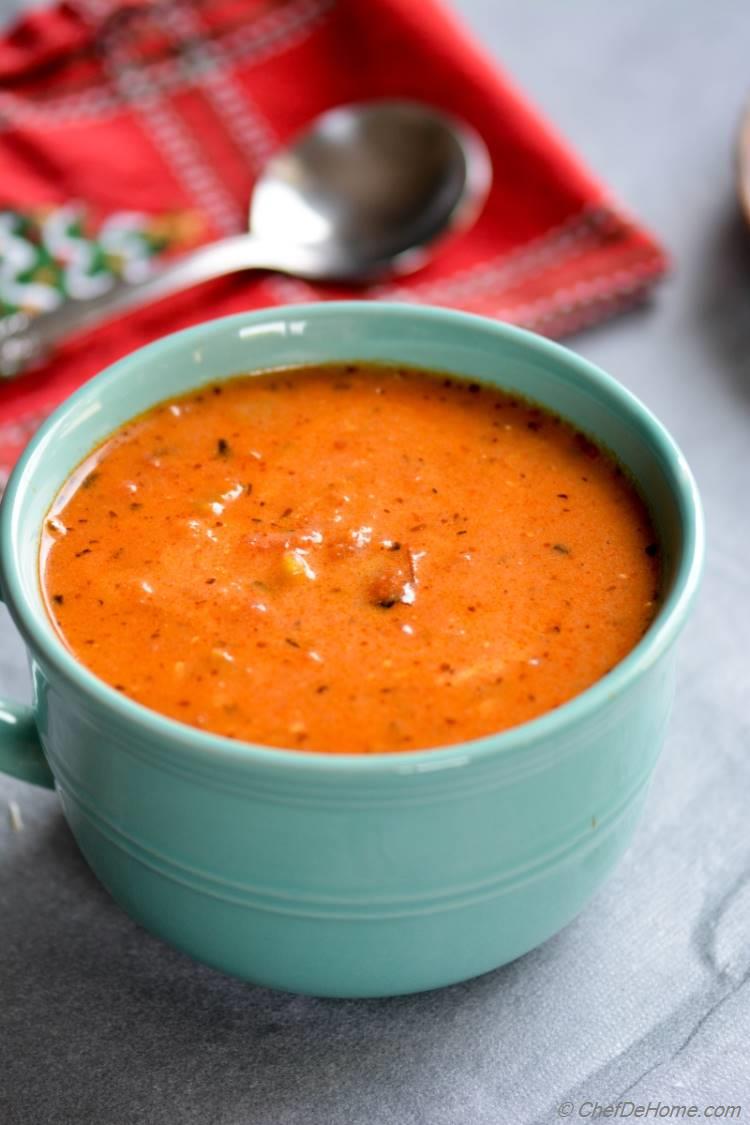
[{"x1": 250, "y1": 100, "x2": 491, "y2": 279}]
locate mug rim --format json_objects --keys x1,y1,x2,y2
[{"x1": 0, "y1": 302, "x2": 705, "y2": 776}]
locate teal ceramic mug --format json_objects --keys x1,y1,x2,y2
[{"x1": 0, "y1": 303, "x2": 703, "y2": 997}]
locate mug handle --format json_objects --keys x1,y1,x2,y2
[
  {"x1": 0, "y1": 701, "x2": 54, "y2": 788},
  {"x1": 0, "y1": 590, "x2": 55, "y2": 788}
]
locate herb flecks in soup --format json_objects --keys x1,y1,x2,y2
[{"x1": 41, "y1": 365, "x2": 660, "y2": 753}]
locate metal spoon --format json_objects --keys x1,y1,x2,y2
[{"x1": 0, "y1": 100, "x2": 490, "y2": 378}]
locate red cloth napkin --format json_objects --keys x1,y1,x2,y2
[{"x1": 0, "y1": 0, "x2": 667, "y2": 485}]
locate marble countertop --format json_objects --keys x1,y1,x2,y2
[{"x1": 2, "y1": 1, "x2": 749, "y2": 1121}]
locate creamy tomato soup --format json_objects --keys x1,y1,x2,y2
[{"x1": 41, "y1": 364, "x2": 660, "y2": 753}]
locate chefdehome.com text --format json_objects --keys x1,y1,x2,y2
[{"x1": 556, "y1": 1102, "x2": 742, "y2": 1119}]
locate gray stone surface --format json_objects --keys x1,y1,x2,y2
[{"x1": 2, "y1": 1, "x2": 750, "y2": 1121}]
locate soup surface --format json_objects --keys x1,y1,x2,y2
[{"x1": 41, "y1": 364, "x2": 660, "y2": 753}]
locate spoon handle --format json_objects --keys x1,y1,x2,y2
[{"x1": 0, "y1": 233, "x2": 274, "y2": 379}]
